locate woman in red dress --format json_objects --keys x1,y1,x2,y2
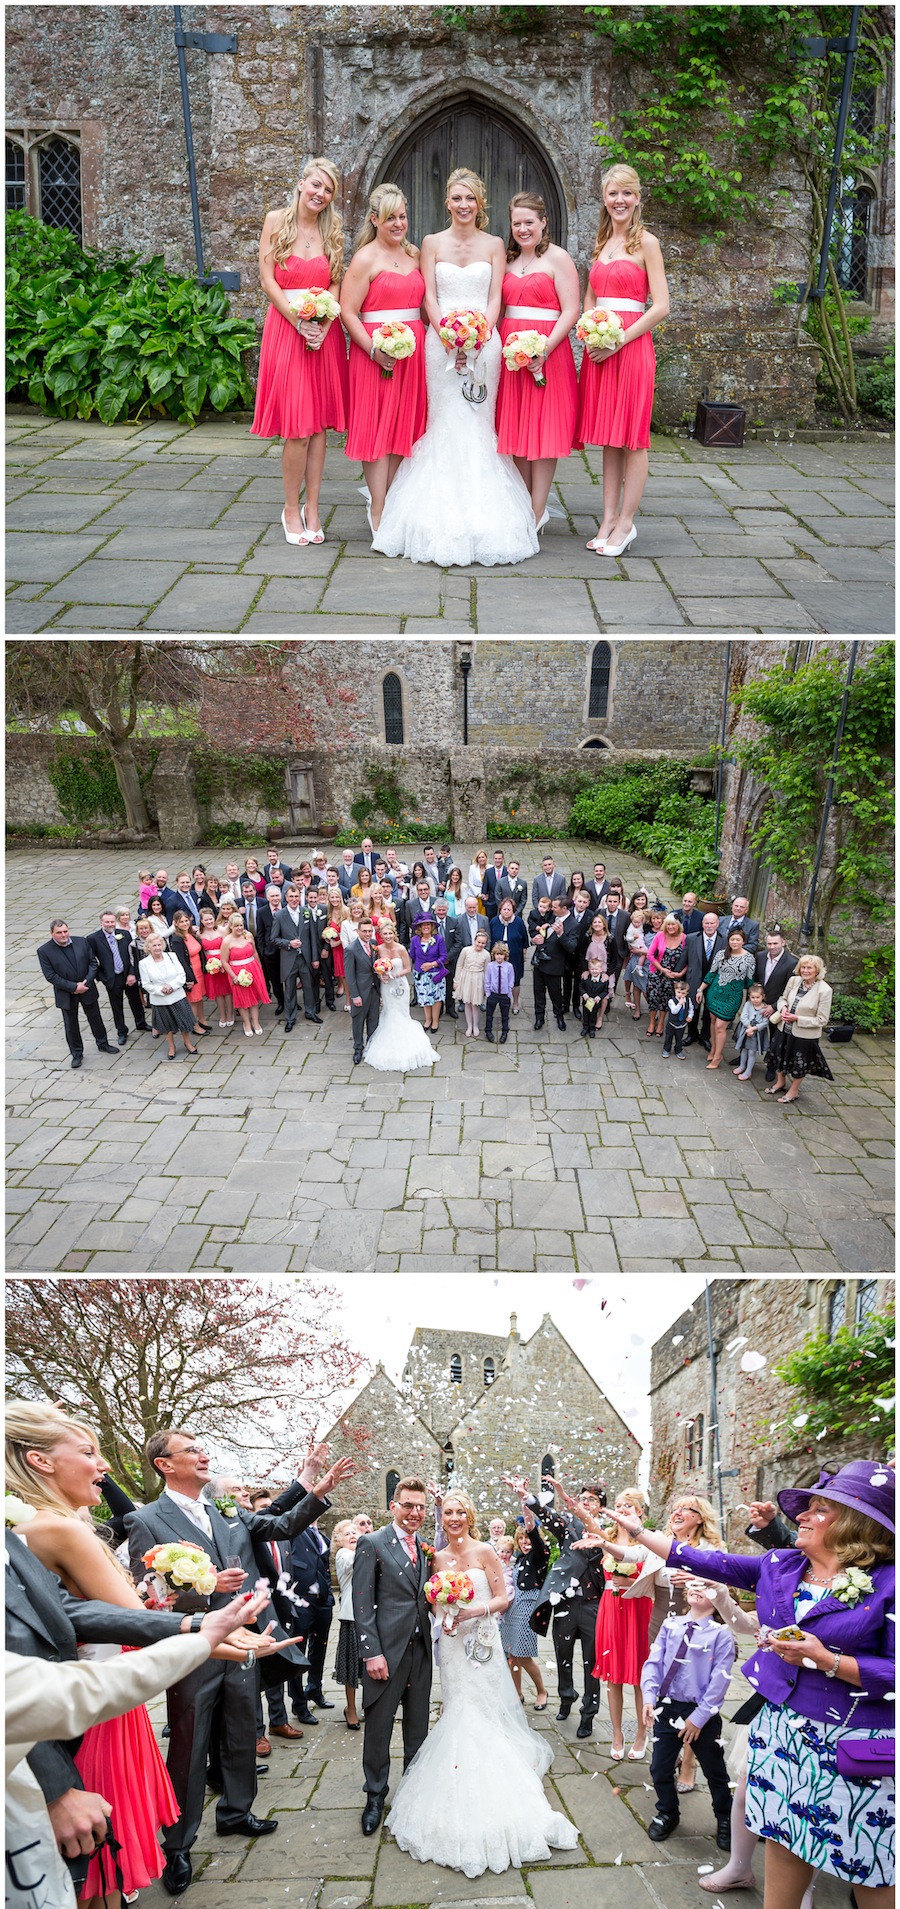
[
  {"x1": 497, "y1": 192, "x2": 580, "y2": 530},
  {"x1": 576, "y1": 165, "x2": 670, "y2": 558},
  {"x1": 252, "y1": 156, "x2": 349, "y2": 545},
  {"x1": 220, "y1": 914, "x2": 270, "y2": 1037},
  {"x1": 341, "y1": 183, "x2": 427, "y2": 533},
  {"x1": 589, "y1": 1488, "x2": 667, "y2": 1760},
  {"x1": 200, "y1": 908, "x2": 234, "y2": 1029}
]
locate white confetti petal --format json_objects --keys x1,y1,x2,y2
[
  {"x1": 697, "y1": 1867, "x2": 715, "y2": 1875},
  {"x1": 792, "y1": 1414, "x2": 809, "y2": 1427},
  {"x1": 801, "y1": 1657, "x2": 818, "y2": 1669},
  {"x1": 869, "y1": 1472, "x2": 889, "y2": 1485},
  {"x1": 726, "y1": 1336, "x2": 748, "y2": 1353},
  {"x1": 671, "y1": 1335, "x2": 684, "y2": 1346},
  {"x1": 740, "y1": 1350, "x2": 767, "y2": 1372},
  {"x1": 614, "y1": 1854, "x2": 623, "y2": 1866}
]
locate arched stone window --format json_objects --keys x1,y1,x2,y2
[
  {"x1": 855, "y1": 1279, "x2": 879, "y2": 1327},
  {"x1": 541, "y1": 1452, "x2": 555, "y2": 1480},
  {"x1": 828, "y1": 1284, "x2": 847, "y2": 1338},
  {"x1": 385, "y1": 1468, "x2": 400, "y2": 1508},
  {"x1": 37, "y1": 136, "x2": 82, "y2": 237},
  {"x1": 6, "y1": 138, "x2": 26, "y2": 212},
  {"x1": 588, "y1": 643, "x2": 611, "y2": 720},
  {"x1": 580, "y1": 737, "x2": 608, "y2": 750},
  {"x1": 449, "y1": 1353, "x2": 462, "y2": 1384},
  {"x1": 483, "y1": 1357, "x2": 495, "y2": 1387},
  {"x1": 383, "y1": 672, "x2": 404, "y2": 745},
  {"x1": 443, "y1": 1440, "x2": 455, "y2": 1484}
]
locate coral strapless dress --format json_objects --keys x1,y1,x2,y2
[
  {"x1": 74, "y1": 1647, "x2": 179, "y2": 1896},
  {"x1": 345, "y1": 267, "x2": 427, "y2": 460},
  {"x1": 200, "y1": 931, "x2": 231, "y2": 998},
  {"x1": 227, "y1": 940, "x2": 270, "y2": 1007},
  {"x1": 251, "y1": 254, "x2": 348, "y2": 440},
  {"x1": 575, "y1": 258, "x2": 655, "y2": 451},
  {"x1": 496, "y1": 270, "x2": 578, "y2": 459}
]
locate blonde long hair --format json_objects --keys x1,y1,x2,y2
[
  {"x1": 446, "y1": 167, "x2": 489, "y2": 231},
  {"x1": 272, "y1": 156, "x2": 345, "y2": 279},
  {"x1": 592, "y1": 164, "x2": 646, "y2": 260},
  {"x1": 354, "y1": 181, "x2": 416, "y2": 256},
  {"x1": 443, "y1": 1489, "x2": 481, "y2": 1538},
  {"x1": 668, "y1": 1494, "x2": 722, "y2": 1546},
  {"x1": 7, "y1": 1398, "x2": 100, "y2": 1521}
]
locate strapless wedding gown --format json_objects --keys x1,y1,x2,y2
[
  {"x1": 363, "y1": 956, "x2": 437, "y2": 1071},
  {"x1": 387, "y1": 1567, "x2": 580, "y2": 1876},
  {"x1": 371, "y1": 262, "x2": 540, "y2": 567}
]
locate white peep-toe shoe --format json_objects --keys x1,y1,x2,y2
[
  {"x1": 603, "y1": 526, "x2": 637, "y2": 557},
  {"x1": 281, "y1": 508, "x2": 309, "y2": 546}
]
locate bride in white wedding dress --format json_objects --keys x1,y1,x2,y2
[
  {"x1": 387, "y1": 1490, "x2": 580, "y2": 1877},
  {"x1": 372, "y1": 169, "x2": 540, "y2": 568},
  {"x1": 363, "y1": 926, "x2": 437, "y2": 1072}
]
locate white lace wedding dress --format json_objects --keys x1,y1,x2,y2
[
  {"x1": 371, "y1": 261, "x2": 540, "y2": 568},
  {"x1": 387, "y1": 1567, "x2": 579, "y2": 1876},
  {"x1": 363, "y1": 956, "x2": 437, "y2": 1072}
]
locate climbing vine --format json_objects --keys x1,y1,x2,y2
[{"x1": 192, "y1": 751, "x2": 287, "y2": 820}]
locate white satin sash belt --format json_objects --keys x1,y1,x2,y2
[
  {"x1": 504, "y1": 306, "x2": 562, "y2": 320},
  {"x1": 363, "y1": 309, "x2": 422, "y2": 323},
  {"x1": 592, "y1": 297, "x2": 645, "y2": 312}
]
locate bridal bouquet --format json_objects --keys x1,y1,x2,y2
[
  {"x1": 142, "y1": 1541, "x2": 218, "y2": 1605},
  {"x1": 577, "y1": 308, "x2": 626, "y2": 353},
  {"x1": 438, "y1": 308, "x2": 490, "y2": 356},
  {"x1": 235, "y1": 969, "x2": 254, "y2": 988},
  {"x1": 426, "y1": 1569, "x2": 475, "y2": 1632},
  {"x1": 370, "y1": 318, "x2": 417, "y2": 380},
  {"x1": 204, "y1": 957, "x2": 222, "y2": 974},
  {"x1": 373, "y1": 957, "x2": 393, "y2": 978},
  {"x1": 502, "y1": 329, "x2": 546, "y2": 387},
  {"x1": 287, "y1": 288, "x2": 341, "y2": 326},
  {"x1": 606, "y1": 1558, "x2": 639, "y2": 1594}
]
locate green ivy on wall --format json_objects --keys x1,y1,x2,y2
[
  {"x1": 47, "y1": 743, "x2": 158, "y2": 828},
  {"x1": 192, "y1": 751, "x2": 287, "y2": 820}
]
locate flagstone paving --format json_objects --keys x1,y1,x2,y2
[
  {"x1": 6, "y1": 413, "x2": 894, "y2": 634},
  {"x1": 7, "y1": 845, "x2": 894, "y2": 1276},
  {"x1": 133, "y1": 1638, "x2": 853, "y2": 1909}
]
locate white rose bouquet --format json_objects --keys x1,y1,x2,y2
[
  {"x1": 142, "y1": 1540, "x2": 218, "y2": 1606},
  {"x1": 577, "y1": 308, "x2": 626, "y2": 354}
]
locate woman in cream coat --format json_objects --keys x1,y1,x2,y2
[{"x1": 767, "y1": 954, "x2": 834, "y2": 1105}]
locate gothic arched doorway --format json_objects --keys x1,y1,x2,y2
[{"x1": 377, "y1": 94, "x2": 567, "y2": 248}]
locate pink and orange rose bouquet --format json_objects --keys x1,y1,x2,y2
[{"x1": 425, "y1": 1569, "x2": 475, "y2": 1631}]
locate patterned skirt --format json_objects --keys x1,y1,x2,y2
[
  {"x1": 414, "y1": 971, "x2": 446, "y2": 1006},
  {"x1": 334, "y1": 1618, "x2": 361, "y2": 1687},
  {"x1": 499, "y1": 1585, "x2": 545, "y2": 1657},
  {"x1": 770, "y1": 1028, "x2": 835, "y2": 1082},
  {"x1": 746, "y1": 1701, "x2": 894, "y2": 1886}
]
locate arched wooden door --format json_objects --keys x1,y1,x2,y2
[{"x1": 377, "y1": 95, "x2": 566, "y2": 247}]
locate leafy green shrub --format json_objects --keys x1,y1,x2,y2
[
  {"x1": 6, "y1": 212, "x2": 255, "y2": 426},
  {"x1": 48, "y1": 745, "x2": 126, "y2": 826},
  {"x1": 568, "y1": 759, "x2": 718, "y2": 889},
  {"x1": 486, "y1": 818, "x2": 547, "y2": 841},
  {"x1": 856, "y1": 946, "x2": 895, "y2": 1027},
  {"x1": 773, "y1": 1311, "x2": 895, "y2": 1445},
  {"x1": 204, "y1": 821, "x2": 266, "y2": 849},
  {"x1": 334, "y1": 818, "x2": 449, "y2": 848},
  {"x1": 855, "y1": 341, "x2": 895, "y2": 422}
]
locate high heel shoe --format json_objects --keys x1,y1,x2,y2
[
  {"x1": 536, "y1": 510, "x2": 550, "y2": 532},
  {"x1": 301, "y1": 504, "x2": 325, "y2": 545},
  {"x1": 603, "y1": 526, "x2": 637, "y2": 557},
  {"x1": 586, "y1": 533, "x2": 608, "y2": 552},
  {"x1": 281, "y1": 507, "x2": 308, "y2": 546}
]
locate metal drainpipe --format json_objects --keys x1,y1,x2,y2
[
  {"x1": 713, "y1": 640, "x2": 731, "y2": 858},
  {"x1": 174, "y1": 6, "x2": 205, "y2": 281},
  {"x1": 704, "y1": 1281, "x2": 726, "y2": 1533}
]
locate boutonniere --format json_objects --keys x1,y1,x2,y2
[
  {"x1": 421, "y1": 1541, "x2": 436, "y2": 1567},
  {"x1": 830, "y1": 1568, "x2": 874, "y2": 1606},
  {"x1": 302, "y1": 908, "x2": 310, "y2": 922},
  {"x1": 5, "y1": 1494, "x2": 36, "y2": 1528},
  {"x1": 214, "y1": 1493, "x2": 239, "y2": 1519}
]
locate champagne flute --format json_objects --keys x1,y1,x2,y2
[{"x1": 772, "y1": 419, "x2": 781, "y2": 447}]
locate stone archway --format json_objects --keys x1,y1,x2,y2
[{"x1": 375, "y1": 91, "x2": 567, "y2": 248}]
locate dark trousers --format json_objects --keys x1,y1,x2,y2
[
  {"x1": 256, "y1": 1674, "x2": 288, "y2": 1733},
  {"x1": 650, "y1": 1703, "x2": 731, "y2": 1820},
  {"x1": 315, "y1": 952, "x2": 336, "y2": 1011},
  {"x1": 485, "y1": 990, "x2": 510, "y2": 1036},
  {"x1": 663, "y1": 1019, "x2": 686, "y2": 1055},
  {"x1": 292, "y1": 1605, "x2": 333, "y2": 1706},
  {"x1": 362, "y1": 1634, "x2": 432, "y2": 1798},
  {"x1": 532, "y1": 964, "x2": 547, "y2": 1020},
  {"x1": 687, "y1": 994, "x2": 712, "y2": 1045},
  {"x1": 263, "y1": 949, "x2": 283, "y2": 1012},
  {"x1": 552, "y1": 1597, "x2": 601, "y2": 1718},
  {"x1": 351, "y1": 991, "x2": 380, "y2": 1051},
  {"x1": 164, "y1": 1657, "x2": 257, "y2": 1852},
  {"x1": 286, "y1": 956, "x2": 317, "y2": 1021},
  {"x1": 562, "y1": 956, "x2": 579, "y2": 1014},
  {"x1": 60, "y1": 994, "x2": 109, "y2": 1059},
  {"x1": 581, "y1": 999, "x2": 602, "y2": 1034},
  {"x1": 544, "y1": 972, "x2": 566, "y2": 1019},
  {"x1": 105, "y1": 975, "x2": 148, "y2": 1033}
]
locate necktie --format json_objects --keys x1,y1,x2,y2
[
  {"x1": 705, "y1": 939, "x2": 713, "y2": 960},
  {"x1": 658, "y1": 1620, "x2": 697, "y2": 1699},
  {"x1": 107, "y1": 933, "x2": 123, "y2": 975},
  {"x1": 270, "y1": 1541, "x2": 280, "y2": 1572},
  {"x1": 404, "y1": 1534, "x2": 417, "y2": 1566}
]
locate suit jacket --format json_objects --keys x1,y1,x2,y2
[
  {"x1": 754, "y1": 946, "x2": 797, "y2": 1006},
  {"x1": 239, "y1": 898, "x2": 274, "y2": 952},
  {"x1": 5, "y1": 1530, "x2": 183, "y2": 1806},
  {"x1": 168, "y1": 933, "x2": 199, "y2": 990},
  {"x1": 436, "y1": 855, "x2": 454, "y2": 883},
  {"x1": 125, "y1": 1483, "x2": 329, "y2": 1682},
  {"x1": 495, "y1": 874, "x2": 528, "y2": 916},
  {"x1": 528, "y1": 1501, "x2": 605, "y2": 1634},
  {"x1": 586, "y1": 879, "x2": 611, "y2": 910},
  {"x1": 446, "y1": 912, "x2": 483, "y2": 966},
  {"x1": 171, "y1": 890, "x2": 209, "y2": 927},
  {"x1": 337, "y1": 866, "x2": 359, "y2": 898},
  {"x1": 719, "y1": 913, "x2": 760, "y2": 953},
  {"x1": 343, "y1": 935, "x2": 381, "y2": 1008},
  {"x1": 352, "y1": 1525, "x2": 431, "y2": 1703},
  {"x1": 272, "y1": 904, "x2": 319, "y2": 978},
  {"x1": 404, "y1": 897, "x2": 435, "y2": 940},
  {"x1": 264, "y1": 861, "x2": 292, "y2": 884},
  {"x1": 157, "y1": 885, "x2": 181, "y2": 923},
  {"x1": 37, "y1": 936, "x2": 100, "y2": 1010},
  {"x1": 480, "y1": 866, "x2": 507, "y2": 914},
  {"x1": 685, "y1": 928, "x2": 727, "y2": 1000},
  {"x1": 746, "y1": 1514, "x2": 796, "y2": 1551},
  {"x1": 86, "y1": 927, "x2": 133, "y2": 987},
  {"x1": 352, "y1": 850, "x2": 382, "y2": 874},
  {"x1": 676, "y1": 908, "x2": 704, "y2": 936},
  {"x1": 533, "y1": 912, "x2": 580, "y2": 976},
  {"x1": 604, "y1": 907, "x2": 630, "y2": 965},
  {"x1": 531, "y1": 870, "x2": 567, "y2": 908},
  {"x1": 288, "y1": 1527, "x2": 334, "y2": 1615}
]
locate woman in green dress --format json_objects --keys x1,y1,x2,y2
[{"x1": 696, "y1": 926, "x2": 755, "y2": 1071}]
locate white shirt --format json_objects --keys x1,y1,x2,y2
[
  {"x1": 164, "y1": 1485, "x2": 213, "y2": 1537},
  {"x1": 765, "y1": 953, "x2": 780, "y2": 981}
]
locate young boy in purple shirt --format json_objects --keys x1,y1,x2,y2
[
  {"x1": 641, "y1": 1576, "x2": 735, "y2": 1846},
  {"x1": 484, "y1": 942, "x2": 515, "y2": 1044}
]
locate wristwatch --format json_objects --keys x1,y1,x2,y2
[
  {"x1": 189, "y1": 1613, "x2": 204, "y2": 1634},
  {"x1": 824, "y1": 1651, "x2": 842, "y2": 1679}
]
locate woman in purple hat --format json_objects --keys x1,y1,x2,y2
[{"x1": 601, "y1": 1461, "x2": 895, "y2": 1903}]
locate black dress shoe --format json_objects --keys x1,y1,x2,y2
[
  {"x1": 308, "y1": 1692, "x2": 335, "y2": 1709},
  {"x1": 484, "y1": 1030, "x2": 495, "y2": 1042},
  {"x1": 284, "y1": 1018, "x2": 295, "y2": 1031},
  {"x1": 361, "y1": 1795, "x2": 385, "y2": 1836},
  {"x1": 326, "y1": 1002, "x2": 337, "y2": 1012},
  {"x1": 499, "y1": 1030, "x2": 508, "y2": 1043},
  {"x1": 97, "y1": 1041, "x2": 118, "y2": 1054},
  {"x1": 555, "y1": 1016, "x2": 567, "y2": 1030},
  {"x1": 305, "y1": 1012, "x2": 323, "y2": 1024},
  {"x1": 716, "y1": 1818, "x2": 732, "y2": 1851},
  {"x1": 534, "y1": 1017, "x2": 545, "y2": 1030},
  {"x1": 576, "y1": 1718, "x2": 593, "y2": 1739},
  {"x1": 700, "y1": 1038, "x2": 711, "y2": 1052},
  {"x1": 71, "y1": 1054, "x2": 83, "y2": 1069},
  {"x1": 162, "y1": 1853, "x2": 192, "y2": 1894},
  {"x1": 217, "y1": 1813, "x2": 277, "y2": 1837},
  {"x1": 647, "y1": 1813, "x2": 679, "y2": 1842},
  {"x1": 556, "y1": 1699, "x2": 573, "y2": 1721},
  {"x1": 117, "y1": 1031, "x2": 128, "y2": 1044},
  {"x1": 293, "y1": 1707, "x2": 318, "y2": 1725},
  {"x1": 353, "y1": 1048, "x2": 363, "y2": 1064}
]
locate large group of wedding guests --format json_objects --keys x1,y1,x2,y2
[
  {"x1": 6, "y1": 1398, "x2": 893, "y2": 1903},
  {"x1": 37, "y1": 839, "x2": 836, "y2": 1105},
  {"x1": 251, "y1": 155, "x2": 668, "y2": 566}
]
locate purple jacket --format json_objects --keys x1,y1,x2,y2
[
  {"x1": 671, "y1": 1540, "x2": 894, "y2": 1729},
  {"x1": 409, "y1": 933, "x2": 447, "y2": 983}
]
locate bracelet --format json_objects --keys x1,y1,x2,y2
[
  {"x1": 824, "y1": 1650, "x2": 842, "y2": 1679},
  {"x1": 242, "y1": 1648, "x2": 256, "y2": 1669}
]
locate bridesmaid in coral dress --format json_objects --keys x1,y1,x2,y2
[
  {"x1": 575, "y1": 165, "x2": 670, "y2": 558},
  {"x1": 497, "y1": 192, "x2": 581, "y2": 529},
  {"x1": 252, "y1": 156, "x2": 349, "y2": 545},
  {"x1": 340, "y1": 182, "x2": 427, "y2": 534}
]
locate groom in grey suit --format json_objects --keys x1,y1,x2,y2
[
  {"x1": 344, "y1": 917, "x2": 382, "y2": 1064},
  {"x1": 352, "y1": 1476, "x2": 432, "y2": 1835}
]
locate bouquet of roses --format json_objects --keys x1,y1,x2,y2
[
  {"x1": 425, "y1": 1569, "x2": 475, "y2": 1632},
  {"x1": 286, "y1": 288, "x2": 341, "y2": 326},
  {"x1": 576, "y1": 308, "x2": 626, "y2": 353},
  {"x1": 373, "y1": 957, "x2": 393, "y2": 977},
  {"x1": 321, "y1": 924, "x2": 340, "y2": 944},
  {"x1": 235, "y1": 969, "x2": 254, "y2": 988},
  {"x1": 606, "y1": 1557, "x2": 639, "y2": 1594},
  {"x1": 371, "y1": 318, "x2": 417, "y2": 380},
  {"x1": 142, "y1": 1541, "x2": 218, "y2": 1606},
  {"x1": 502, "y1": 329, "x2": 546, "y2": 386},
  {"x1": 204, "y1": 957, "x2": 222, "y2": 974},
  {"x1": 439, "y1": 308, "x2": 489, "y2": 362}
]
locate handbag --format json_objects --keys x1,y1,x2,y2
[{"x1": 836, "y1": 1737, "x2": 895, "y2": 1783}]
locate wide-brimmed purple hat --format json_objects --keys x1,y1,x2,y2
[{"x1": 778, "y1": 1460, "x2": 894, "y2": 1535}]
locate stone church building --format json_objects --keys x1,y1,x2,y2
[
  {"x1": 8, "y1": 5, "x2": 892, "y2": 420},
  {"x1": 316, "y1": 1311, "x2": 641, "y2": 1531}
]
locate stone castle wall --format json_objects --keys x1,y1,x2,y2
[{"x1": 5, "y1": 6, "x2": 828, "y2": 421}]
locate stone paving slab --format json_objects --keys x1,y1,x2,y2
[
  {"x1": 6, "y1": 843, "x2": 893, "y2": 1274},
  {"x1": 5, "y1": 412, "x2": 893, "y2": 633}
]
